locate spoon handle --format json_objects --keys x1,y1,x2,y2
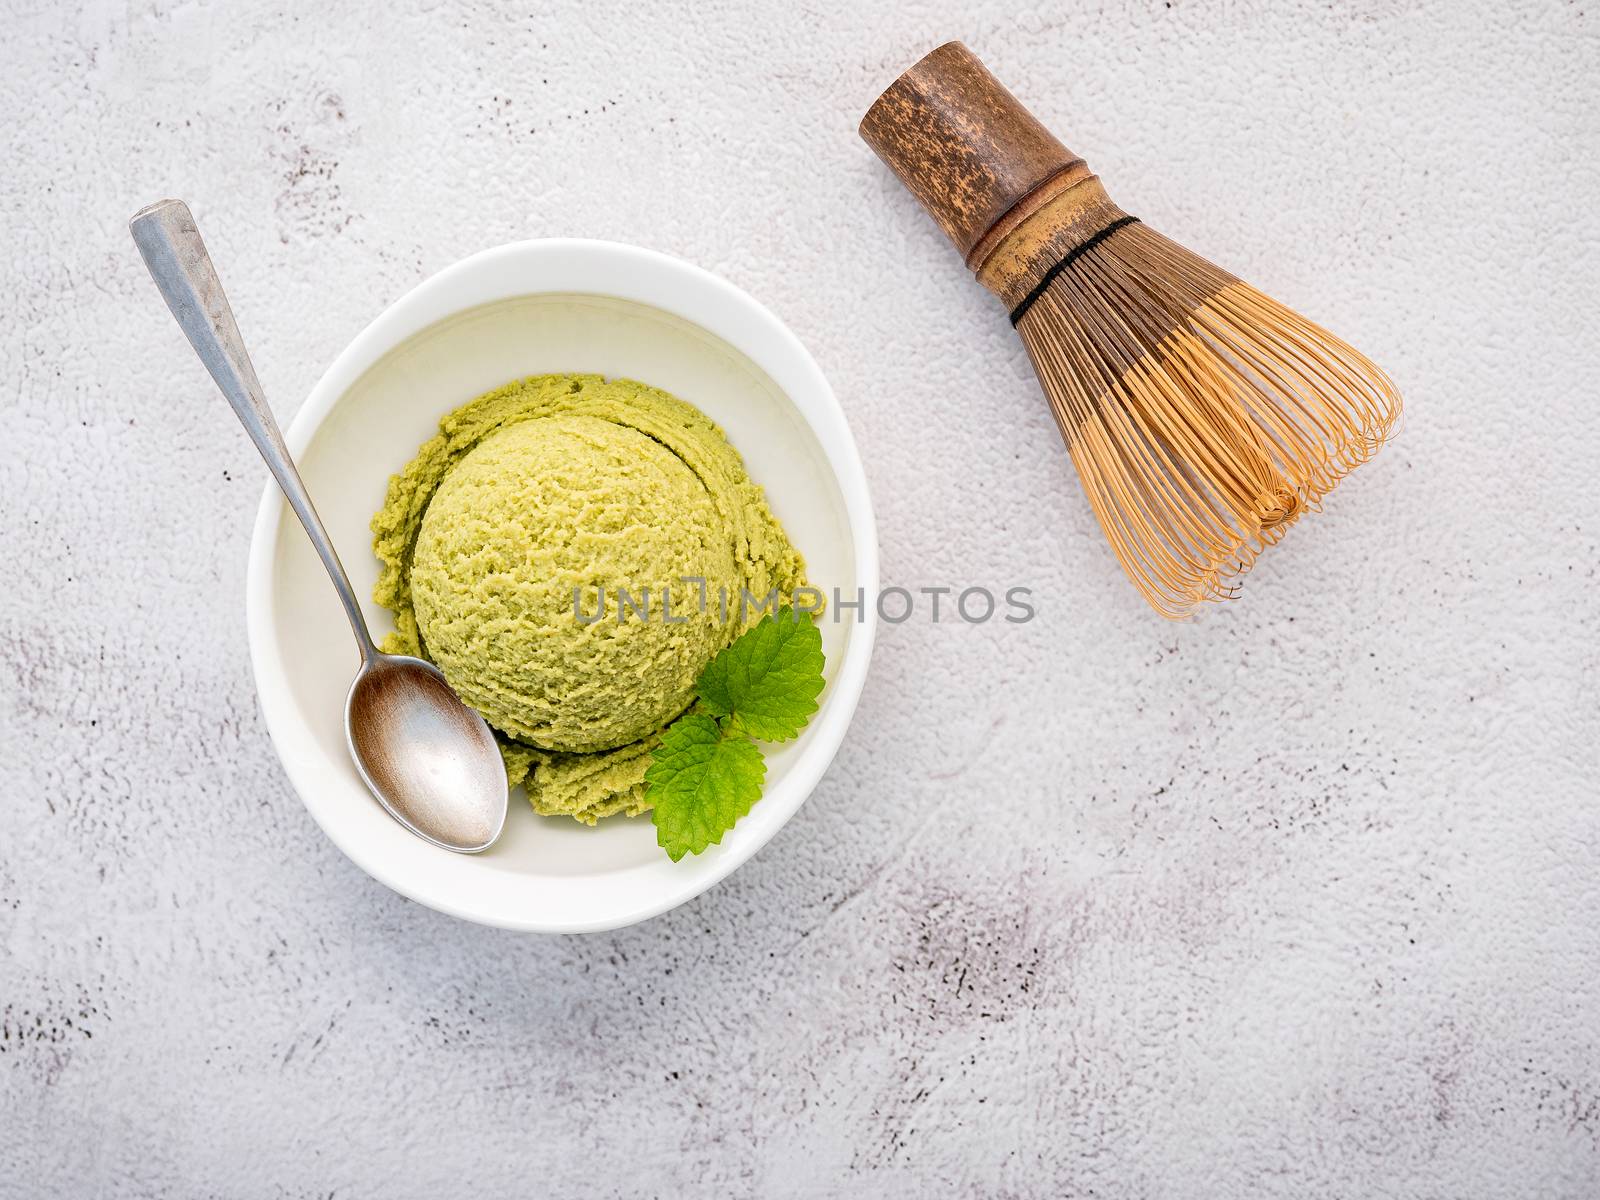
[{"x1": 130, "y1": 199, "x2": 375, "y2": 658}]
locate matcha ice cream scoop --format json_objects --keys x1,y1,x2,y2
[
  {"x1": 411, "y1": 412, "x2": 737, "y2": 753},
  {"x1": 372, "y1": 374, "x2": 808, "y2": 824}
]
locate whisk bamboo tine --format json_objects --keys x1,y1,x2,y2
[{"x1": 861, "y1": 43, "x2": 1401, "y2": 618}]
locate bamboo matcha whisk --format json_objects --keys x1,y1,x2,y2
[{"x1": 861, "y1": 43, "x2": 1401, "y2": 618}]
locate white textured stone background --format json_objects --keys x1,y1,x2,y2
[{"x1": 3, "y1": 0, "x2": 1598, "y2": 1195}]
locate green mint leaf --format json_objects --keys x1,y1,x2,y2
[
  {"x1": 646, "y1": 713, "x2": 766, "y2": 862},
  {"x1": 697, "y1": 608, "x2": 825, "y2": 742},
  {"x1": 645, "y1": 608, "x2": 827, "y2": 861}
]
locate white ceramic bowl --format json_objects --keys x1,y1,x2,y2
[{"x1": 246, "y1": 240, "x2": 877, "y2": 933}]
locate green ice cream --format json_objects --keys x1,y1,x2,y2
[{"x1": 371, "y1": 374, "x2": 807, "y2": 824}]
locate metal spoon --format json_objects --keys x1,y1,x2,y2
[{"x1": 130, "y1": 199, "x2": 508, "y2": 854}]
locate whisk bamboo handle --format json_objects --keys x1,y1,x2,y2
[{"x1": 860, "y1": 41, "x2": 1136, "y2": 308}]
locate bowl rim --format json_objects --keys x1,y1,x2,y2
[{"x1": 245, "y1": 237, "x2": 879, "y2": 933}]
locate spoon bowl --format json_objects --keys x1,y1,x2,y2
[{"x1": 345, "y1": 656, "x2": 507, "y2": 853}]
